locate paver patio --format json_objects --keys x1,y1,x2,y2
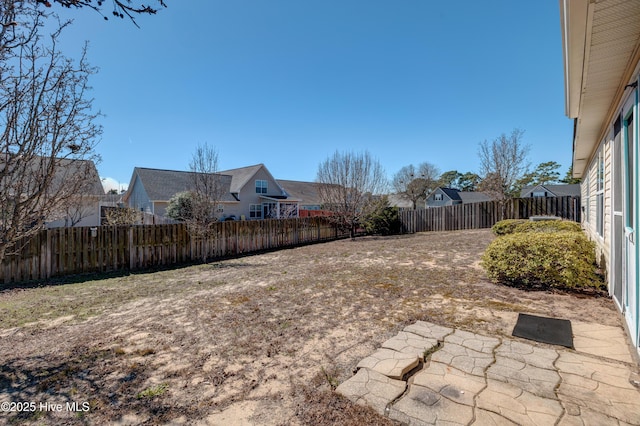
[{"x1": 336, "y1": 320, "x2": 640, "y2": 425}]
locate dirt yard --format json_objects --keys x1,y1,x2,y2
[{"x1": 0, "y1": 229, "x2": 620, "y2": 425}]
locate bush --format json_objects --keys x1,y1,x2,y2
[
  {"x1": 512, "y1": 220, "x2": 582, "y2": 234},
  {"x1": 362, "y1": 197, "x2": 402, "y2": 236},
  {"x1": 491, "y1": 219, "x2": 581, "y2": 235},
  {"x1": 165, "y1": 191, "x2": 194, "y2": 222},
  {"x1": 491, "y1": 219, "x2": 527, "y2": 236},
  {"x1": 481, "y1": 231, "x2": 604, "y2": 291}
]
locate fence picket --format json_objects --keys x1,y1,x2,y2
[
  {"x1": 1, "y1": 218, "x2": 350, "y2": 285},
  {"x1": 399, "y1": 196, "x2": 580, "y2": 234},
  {"x1": 1, "y1": 197, "x2": 581, "y2": 285}
]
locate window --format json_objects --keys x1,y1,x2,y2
[
  {"x1": 532, "y1": 191, "x2": 547, "y2": 198},
  {"x1": 434, "y1": 193, "x2": 443, "y2": 201},
  {"x1": 249, "y1": 204, "x2": 262, "y2": 218},
  {"x1": 256, "y1": 180, "x2": 268, "y2": 194},
  {"x1": 216, "y1": 204, "x2": 224, "y2": 213}
]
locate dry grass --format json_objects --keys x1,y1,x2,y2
[{"x1": 0, "y1": 229, "x2": 620, "y2": 425}]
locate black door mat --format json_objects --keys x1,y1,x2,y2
[{"x1": 512, "y1": 313, "x2": 574, "y2": 348}]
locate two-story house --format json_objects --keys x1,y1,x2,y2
[{"x1": 123, "y1": 164, "x2": 301, "y2": 220}]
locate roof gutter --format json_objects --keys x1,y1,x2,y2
[{"x1": 560, "y1": 0, "x2": 590, "y2": 119}]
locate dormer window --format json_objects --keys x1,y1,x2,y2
[{"x1": 256, "y1": 180, "x2": 268, "y2": 194}]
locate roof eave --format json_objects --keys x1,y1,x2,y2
[
  {"x1": 561, "y1": 0, "x2": 591, "y2": 178},
  {"x1": 560, "y1": 0, "x2": 590, "y2": 120},
  {"x1": 561, "y1": 0, "x2": 640, "y2": 178}
]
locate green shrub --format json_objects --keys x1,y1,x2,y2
[
  {"x1": 491, "y1": 219, "x2": 527, "y2": 236},
  {"x1": 513, "y1": 220, "x2": 582, "y2": 234},
  {"x1": 362, "y1": 196, "x2": 402, "y2": 236},
  {"x1": 481, "y1": 231, "x2": 604, "y2": 291}
]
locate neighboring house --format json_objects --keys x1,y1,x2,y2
[
  {"x1": 561, "y1": 0, "x2": 640, "y2": 357},
  {"x1": 425, "y1": 188, "x2": 491, "y2": 208},
  {"x1": 123, "y1": 164, "x2": 300, "y2": 220},
  {"x1": 276, "y1": 180, "x2": 323, "y2": 211},
  {"x1": 124, "y1": 167, "x2": 235, "y2": 218},
  {"x1": 520, "y1": 184, "x2": 581, "y2": 198},
  {"x1": 220, "y1": 164, "x2": 300, "y2": 219},
  {"x1": 387, "y1": 194, "x2": 415, "y2": 209},
  {"x1": 44, "y1": 159, "x2": 106, "y2": 228}
]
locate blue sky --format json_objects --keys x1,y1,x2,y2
[{"x1": 53, "y1": 1, "x2": 571, "y2": 192}]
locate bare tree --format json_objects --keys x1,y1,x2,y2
[
  {"x1": 392, "y1": 162, "x2": 440, "y2": 209},
  {"x1": 316, "y1": 150, "x2": 387, "y2": 238},
  {"x1": 0, "y1": 2, "x2": 101, "y2": 263},
  {"x1": 103, "y1": 206, "x2": 141, "y2": 225},
  {"x1": 186, "y1": 143, "x2": 227, "y2": 238},
  {"x1": 477, "y1": 129, "x2": 530, "y2": 199},
  {"x1": 33, "y1": 0, "x2": 167, "y2": 26},
  {"x1": 64, "y1": 195, "x2": 95, "y2": 226}
]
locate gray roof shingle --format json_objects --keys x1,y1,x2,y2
[
  {"x1": 520, "y1": 184, "x2": 581, "y2": 198},
  {"x1": 130, "y1": 167, "x2": 235, "y2": 202},
  {"x1": 277, "y1": 180, "x2": 322, "y2": 206}
]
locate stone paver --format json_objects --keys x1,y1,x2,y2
[
  {"x1": 494, "y1": 339, "x2": 558, "y2": 370},
  {"x1": 476, "y1": 379, "x2": 564, "y2": 426},
  {"x1": 444, "y1": 329, "x2": 500, "y2": 355},
  {"x1": 389, "y1": 385, "x2": 474, "y2": 426},
  {"x1": 334, "y1": 368, "x2": 405, "y2": 416},
  {"x1": 572, "y1": 321, "x2": 634, "y2": 363},
  {"x1": 430, "y1": 339, "x2": 496, "y2": 376},
  {"x1": 556, "y1": 351, "x2": 640, "y2": 424},
  {"x1": 412, "y1": 361, "x2": 486, "y2": 407},
  {"x1": 403, "y1": 321, "x2": 453, "y2": 341},
  {"x1": 487, "y1": 340, "x2": 560, "y2": 399},
  {"x1": 381, "y1": 331, "x2": 439, "y2": 357},
  {"x1": 356, "y1": 348, "x2": 420, "y2": 380},
  {"x1": 472, "y1": 408, "x2": 518, "y2": 425},
  {"x1": 337, "y1": 320, "x2": 640, "y2": 426}
]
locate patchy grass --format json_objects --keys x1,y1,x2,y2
[
  {"x1": 0, "y1": 267, "x2": 226, "y2": 328},
  {"x1": 136, "y1": 383, "x2": 169, "y2": 399},
  {"x1": 0, "y1": 229, "x2": 620, "y2": 425}
]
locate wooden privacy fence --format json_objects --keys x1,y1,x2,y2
[
  {"x1": 1, "y1": 217, "x2": 345, "y2": 284},
  {"x1": 399, "y1": 196, "x2": 581, "y2": 234}
]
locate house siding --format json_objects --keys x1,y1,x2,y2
[
  {"x1": 426, "y1": 188, "x2": 458, "y2": 208},
  {"x1": 604, "y1": 133, "x2": 613, "y2": 269},
  {"x1": 578, "y1": 78, "x2": 639, "y2": 354},
  {"x1": 128, "y1": 175, "x2": 154, "y2": 213},
  {"x1": 45, "y1": 199, "x2": 102, "y2": 228},
  {"x1": 236, "y1": 168, "x2": 287, "y2": 218},
  {"x1": 583, "y1": 138, "x2": 613, "y2": 276},
  {"x1": 561, "y1": 0, "x2": 640, "y2": 358}
]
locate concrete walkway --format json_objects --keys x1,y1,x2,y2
[{"x1": 336, "y1": 320, "x2": 640, "y2": 425}]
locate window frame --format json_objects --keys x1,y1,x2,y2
[
  {"x1": 255, "y1": 180, "x2": 268, "y2": 194},
  {"x1": 249, "y1": 204, "x2": 262, "y2": 218}
]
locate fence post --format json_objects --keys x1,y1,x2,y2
[{"x1": 128, "y1": 226, "x2": 134, "y2": 270}]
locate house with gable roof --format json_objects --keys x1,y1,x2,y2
[
  {"x1": 219, "y1": 164, "x2": 300, "y2": 219},
  {"x1": 123, "y1": 167, "x2": 236, "y2": 218},
  {"x1": 520, "y1": 184, "x2": 581, "y2": 199},
  {"x1": 425, "y1": 187, "x2": 492, "y2": 208},
  {"x1": 123, "y1": 164, "x2": 301, "y2": 220},
  {"x1": 11, "y1": 157, "x2": 107, "y2": 228}
]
